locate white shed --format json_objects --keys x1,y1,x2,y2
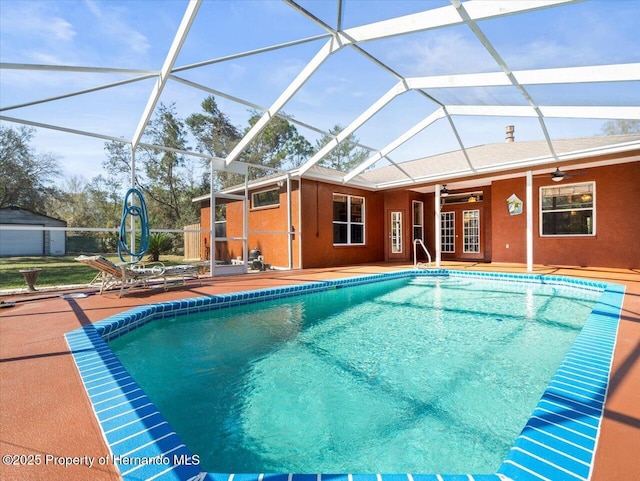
[{"x1": 0, "y1": 207, "x2": 67, "y2": 257}]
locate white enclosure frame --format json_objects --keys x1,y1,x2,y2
[{"x1": 1, "y1": 0, "x2": 639, "y2": 274}]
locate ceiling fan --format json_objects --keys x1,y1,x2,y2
[
  {"x1": 551, "y1": 167, "x2": 566, "y2": 182},
  {"x1": 535, "y1": 167, "x2": 588, "y2": 182}
]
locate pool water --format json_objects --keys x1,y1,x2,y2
[{"x1": 109, "y1": 276, "x2": 601, "y2": 474}]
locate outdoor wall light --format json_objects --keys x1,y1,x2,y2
[{"x1": 441, "y1": 184, "x2": 450, "y2": 197}]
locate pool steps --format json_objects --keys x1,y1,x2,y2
[{"x1": 64, "y1": 269, "x2": 623, "y2": 481}]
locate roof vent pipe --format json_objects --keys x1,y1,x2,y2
[{"x1": 505, "y1": 125, "x2": 515, "y2": 143}]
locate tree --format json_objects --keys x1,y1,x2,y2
[
  {"x1": 285, "y1": 128, "x2": 314, "y2": 169},
  {"x1": 47, "y1": 175, "x2": 92, "y2": 227},
  {"x1": 138, "y1": 103, "x2": 201, "y2": 228},
  {"x1": 47, "y1": 174, "x2": 123, "y2": 251},
  {"x1": 314, "y1": 124, "x2": 369, "y2": 172},
  {"x1": 186, "y1": 96, "x2": 241, "y2": 159},
  {"x1": 188, "y1": 99, "x2": 314, "y2": 189},
  {"x1": 103, "y1": 103, "x2": 204, "y2": 230},
  {"x1": 186, "y1": 96, "x2": 242, "y2": 190},
  {"x1": 0, "y1": 125, "x2": 62, "y2": 211},
  {"x1": 239, "y1": 111, "x2": 313, "y2": 181},
  {"x1": 601, "y1": 119, "x2": 640, "y2": 135},
  {"x1": 102, "y1": 140, "x2": 131, "y2": 189}
]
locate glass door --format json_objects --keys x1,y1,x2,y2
[
  {"x1": 441, "y1": 211, "x2": 455, "y2": 253},
  {"x1": 391, "y1": 211, "x2": 402, "y2": 254},
  {"x1": 440, "y1": 207, "x2": 484, "y2": 261},
  {"x1": 463, "y1": 209, "x2": 480, "y2": 253},
  {"x1": 412, "y1": 201, "x2": 424, "y2": 242}
]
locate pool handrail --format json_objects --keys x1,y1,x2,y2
[{"x1": 413, "y1": 238, "x2": 432, "y2": 268}]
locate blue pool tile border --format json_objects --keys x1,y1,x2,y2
[{"x1": 64, "y1": 269, "x2": 624, "y2": 481}]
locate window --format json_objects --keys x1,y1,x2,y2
[
  {"x1": 214, "y1": 204, "x2": 226, "y2": 237},
  {"x1": 463, "y1": 209, "x2": 480, "y2": 253},
  {"x1": 540, "y1": 182, "x2": 595, "y2": 236},
  {"x1": 441, "y1": 212, "x2": 455, "y2": 253},
  {"x1": 412, "y1": 201, "x2": 424, "y2": 242},
  {"x1": 442, "y1": 192, "x2": 483, "y2": 204},
  {"x1": 251, "y1": 188, "x2": 280, "y2": 209},
  {"x1": 391, "y1": 211, "x2": 402, "y2": 253},
  {"x1": 333, "y1": 194, "x2": 365, "y2": 245}
]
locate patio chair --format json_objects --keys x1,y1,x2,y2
[{"x1": 75, "y1": 255, "x2": 199, "y2": 297}]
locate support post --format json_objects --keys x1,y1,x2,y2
[
  {"x1": 209, "y1": 159, "x2": 215, "y2": 276},
  {"x1": 243, "y1": 173, "x2": 249, "y2": 273},
  {"x1": 130, "y1": 146, "x2": 136, "y2": 263},
  {"x1": 286, "y1": 174, "x2": 293, "y2": 270},
  {"x1": 298, "y1": 178, "x2": 303, "y2": 269},
  {"x1": 526, "y1": 170, "x2": 533, "y2": 272},
  {"x1": 435, "y1": 184, "x2": 442, "y2": 268}
]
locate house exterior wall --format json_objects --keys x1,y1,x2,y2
[
  {"x1": 200, "y1": 182, "x2": 301, "y2": 269},
  {"x1": 491, "y1": 178, "x2": 527, "y2": 263},
  {"x1": 423, "y1": 194, "x2": 437, "y2": 262},
  {"x1": 299, "y1": 180, "x2": 384, "y2": 268},
  {"x1": 436, "y1": 187, "x2": 492, "y2": 263},
  {"x1": 491, "y1": 161, "x2": 640, "y2": 268},
  {"x1": 244, "y1": 182, "x2": 300, "y2": 269},
  {"x1": 382, "y1": 190, "x2": 429, "y2": 262},
  {"x1": 200, "y1": 160, "x2": 639, "y2": 271}
]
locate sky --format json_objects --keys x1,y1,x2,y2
[{"x1": 1, "y1": 0, "x2": 639, "y2": 181}]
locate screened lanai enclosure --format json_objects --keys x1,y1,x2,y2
[{"x1": 1, "y1": 0, "x2": 639, "y2": 279}]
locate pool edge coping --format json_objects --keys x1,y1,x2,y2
[{"x1": 63, "y1": 269, "x2": 624, "y2": 481}]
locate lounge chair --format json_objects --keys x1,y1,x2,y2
[{"x1": 75, "y1": 255, "x2": 200, "y2": 297}]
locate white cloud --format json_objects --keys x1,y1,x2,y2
[
  {"x1": 0, "y1": 3, "x2": 76, "y2": 42},
  {"x1": 264, "y1": 59, "x2": 305, "y2": 88},
  {"x1": 229, "y1": 63, "x2": 248, "y2": 79},
  {"x1": 84, "y1": 0, "x2": 150, "y2": 55},
  {"x1": 382, "y1": 31, "x2": 493, "y2": 76},
  {"x1": 49, "y1": 16, "x2": 76, "y2": 41}
]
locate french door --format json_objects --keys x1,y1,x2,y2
[{"x1": 440, "y1": 207, "x2": 484, "y2": 260}]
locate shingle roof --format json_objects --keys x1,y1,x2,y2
[
  {"x1": 359, "y1": 134, "x2": 640, "y2": 186},
  {"x1": 197, "y1": 133, "x2": 640, "y2": 199}
]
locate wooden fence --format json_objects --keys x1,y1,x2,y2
[{"x1": 183, "y1": 223, "x2": 201, "y2": 261}]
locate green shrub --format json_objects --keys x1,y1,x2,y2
[{"x1": 147, "y1": 233, "x2": 174, "y2": 262}]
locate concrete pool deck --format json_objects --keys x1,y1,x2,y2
[{"x1": 1, "y1": 262, "x2": 639, "y2": 481}]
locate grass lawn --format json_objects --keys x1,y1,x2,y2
[{"x1": 0, "y1": 255, "x2": 187, "y2": 290}]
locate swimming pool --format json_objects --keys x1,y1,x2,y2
[{"x1": 65, "y1": 269, "x2": 625, "y2": 481}]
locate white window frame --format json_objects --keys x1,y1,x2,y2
[
  {"x1": 463, "y1": 209, "x2": 480, "y2": 253},
  {"x1": 412, "y1": 200, "x2": 424, "y2": 242},
  {"x1": 441, "y1": 211, "x2": 455, "y2": 253},
  {"x1": 333, "y1": 194, "x2": 365, "y2": 246},
  {"x1": 540, "y1": 181, "x2": 596, "y2": 237},
  {"x1": 251, "y1": 187, "x2": 280, "y2": 210},
  {"x1": 391, "y1": 211, "x2": 403, "y2": 254}
]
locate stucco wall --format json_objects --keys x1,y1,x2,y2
[
  {"x1": 299, "y1": 180, "x2": 384, "y2": 268},
  {"x1": 199, "y1": 182, "x2": 300, "y2": 269},
  {"x1": 382, "y1": 190, "x2": 430, "y2": 262},
  {"x1": 491, "y1": 161, "x2": 640, "y2": 268},
  {"x1": 200, "y1": 160, "x2": 639, "y2": 271},
  {"x1": 491, "y1": 178, "x2": 528, "y2": 263}
]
